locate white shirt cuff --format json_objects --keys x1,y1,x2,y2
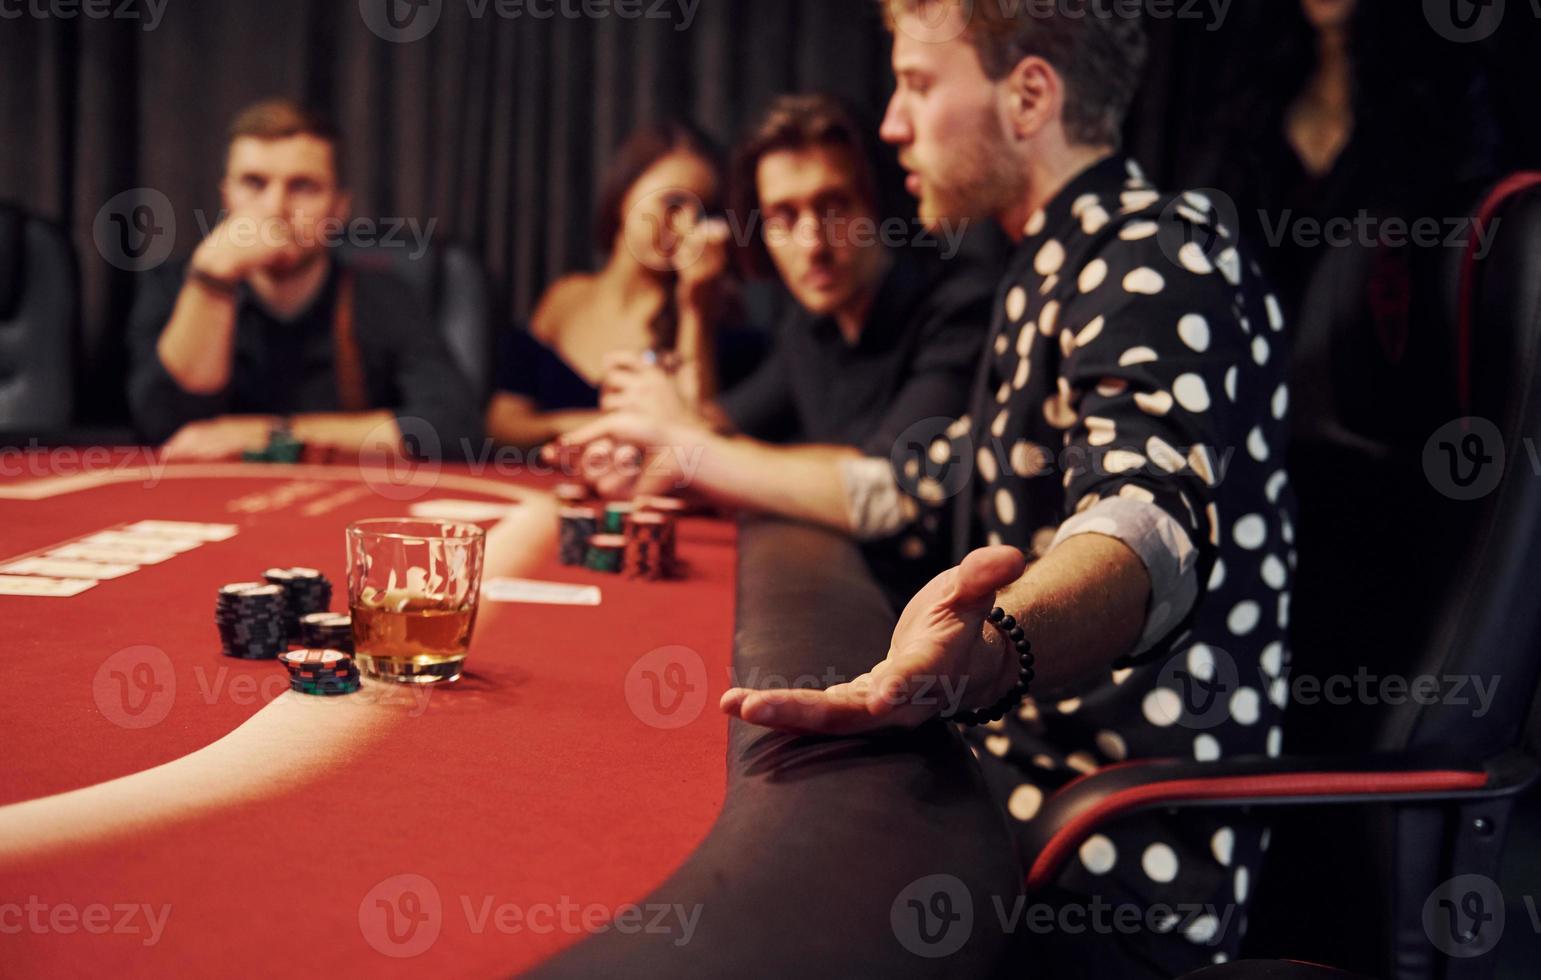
[{"x1": 1049, "y1": 495, "x2": 1200, "y2": 655}]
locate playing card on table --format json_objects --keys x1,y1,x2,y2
[
  {"x1": 122, "y1": 520, "x2": 239, "y2": 542},
  {"x1": 482, "y1": 578, "x2": 601, "y2": 606},
  {"x1": 49, "y1": 543, "x2": 179, "y2": 565},
  {"x1": 0, "y1": 575, "x2": 98, "y2": 597},
  {"x1": 79, "y1": 531, "x2": 203, "y2": 554},
  {"x1": 0, "y1": 557, "x2": 141, "y2": 580},
  {"x1": 409, "y1": 499, "x2": 520, "y2": 522}
]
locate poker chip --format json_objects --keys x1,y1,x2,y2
[
  {"x1": 299, "y1": 611, "x2": 354, "y2": 653},
  {"x1": 280, "y1": 648, "x2": 362, "y2": 696},
  {"x1": 559, "y1": 506, "x2": 599, "y2": 567},
  {"x1": 215, "y1": 583, "x2": 288, "y2": 659},
  {"x1": 601, "y1": 502, "x2": 634, "y2": 535},
  {"x1": 625, "y1": 511, "x2": 677, "y2": 581},
  {"x1": 584, "y1": 534, "x2": 626, "y2": 574},
  {"x1": 555, "y1": 482, "x2": 590, "y2": 504},
  {"x1": 263, "y1": 566, "x2": 333, "y2": 638}
]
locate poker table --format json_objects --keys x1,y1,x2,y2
[{"x1": 0, "y1": 455, "x2": 1019, "y2": 977}]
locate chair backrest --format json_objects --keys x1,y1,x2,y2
[
  {"x1": 1248, "y1": 175, "x2": 1541, "y2": 979},
  {"x1": 1390, "y1": 175, "x2": 1541, "y2": 759},
  {"x1": 337, "y1": 241, "x2": 493, "y2": 405},
  {"x1": 0, "y1": 204, "x2": 76, "y2": 430},
  {"x1": 1283, "y1": 174, "x2": 1541, "y2": 761}
]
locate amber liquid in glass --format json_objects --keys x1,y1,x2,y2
[{"x1": 350, "y1": 590, "x2": 477, "y2": 684}]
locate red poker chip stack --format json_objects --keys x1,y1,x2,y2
[{"x1": 279, "y1": 648, "x2": 362, "y2": 696}]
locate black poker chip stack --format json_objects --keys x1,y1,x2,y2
[
  {"x1": 559, "y1": 506, "x2": 599, "y2": 566},
  {"x1": 263, "y1": 567, "x2": 333, "y2": 638},
  {"x1": 279, "y1": 648, "x2": 362, "y2": 696},
  {"x1": 299, "y1": 612, "x2": 354, "y2": 654},
  {"x1": 215, "y1": 582, "x2": 289, "y2": 659}
]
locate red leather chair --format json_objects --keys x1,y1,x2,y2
[{"x1": 1019, "y1": 174, "x2": 1541, "y2": 979}]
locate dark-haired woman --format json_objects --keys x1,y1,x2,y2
[
  {"x1": 486, "y1": 121, "x2": 741, "y2": 449},
  {"x1": 1195, "y1": 0, "x2": 1499, "y2": 327}
]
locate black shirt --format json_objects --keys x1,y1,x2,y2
[
  {"x1": 719, "y1": 236, "x2": 1002, "y2": 458},
  {"x1": 126, "y1": 256, "x2": 483, "y2": 457},
  {"x1": 492, "y1": 322, "x2": 767, "y2": 413},
  {"x1": 719, "y1": 234, "x2": 1004, "y2": 604}
]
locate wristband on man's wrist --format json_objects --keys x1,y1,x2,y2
[{"x1": 941, "y1": 606, "x2": 1036, "y2": 727}]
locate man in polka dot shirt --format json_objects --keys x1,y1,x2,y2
[{"x1": 721, "y1": 1, "x2": 1296, "y2": 974}]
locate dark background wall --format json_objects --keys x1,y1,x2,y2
[{"x1": 2, "y1": 0, "x2": 1538, "y2": 424}]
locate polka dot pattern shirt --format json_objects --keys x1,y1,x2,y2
[{"x1": 900, "y1": 156, "x2": 1298, "y2": 972}]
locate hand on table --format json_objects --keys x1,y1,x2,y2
[
  {"x1": 161, "y1": 416, "x2": 276, "y2": 461},
  {"x1": 543, "y1": 413, "x2": 699, "y2": 500},
  {"x1": 719, "y1": 546, "x2": 1029, "y2": 735}
]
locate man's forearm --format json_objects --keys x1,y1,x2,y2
[
  {"x1": 290, "y1": 411, "x2": 400, "y2": 454},
  {"x1": 156, "y1": 280, "x2": 240, "y2": 394},
  {"x1": 684, "y1": 432, "x2": 859, "y2": 532},
  {"x1": 994, "y1": 533, "x2": 1151, "y2": 700}
]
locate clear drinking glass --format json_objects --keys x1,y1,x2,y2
[{"x1": 345, "y1": 519, "x2": 486, "y2": 684}]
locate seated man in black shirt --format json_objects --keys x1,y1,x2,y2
[
  {"x1": 127, "y1": 98, "x2": 481, "y2": 460},
  {"x1": 553, "y1": 93, "x2": 1002, "y2": 597}
]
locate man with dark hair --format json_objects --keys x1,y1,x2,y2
[
  {"x1": 127, "y1": 98, "x2": 480, "y2": 460},
  {"x1": 720, "y1": 3, "x2": 1295, "y2": 974},
  {"x1": 558, "y1": 92, "x2": 1003, "y2": 600}
]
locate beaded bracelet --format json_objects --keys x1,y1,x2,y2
[{"x1": 942, "y1": 607, "x2": 1035, "y2": 726}]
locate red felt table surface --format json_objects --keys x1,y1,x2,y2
[{"x1": 0, "y1": 459, "x2": 733, "y2": 977}]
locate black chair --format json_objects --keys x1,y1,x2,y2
[
  {"x1": 338, "y1": 241, "x2": 494, "y2": 405},
  {"x1": 0, "y1": 203, "x2": 77, "y2": 431},
  {"x1": 1020, "y1": 173, "x2": 1541, "y2": 979}
]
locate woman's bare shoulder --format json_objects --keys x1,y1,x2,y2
[{"x1": 531, "y1": 274, "x2": 599, "y2": 342}]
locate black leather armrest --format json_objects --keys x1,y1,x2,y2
[{"x1": 529, "y1": 518, "x2": 1022, "y2": 978}]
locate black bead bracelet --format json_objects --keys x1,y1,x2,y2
[{"x1": 942, "y1": 607, "x2": 1035, "y2": 726}]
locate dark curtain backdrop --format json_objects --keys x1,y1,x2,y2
[{"x1": 2, "y1": 0, "x2": 1537, "y2": 424}]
